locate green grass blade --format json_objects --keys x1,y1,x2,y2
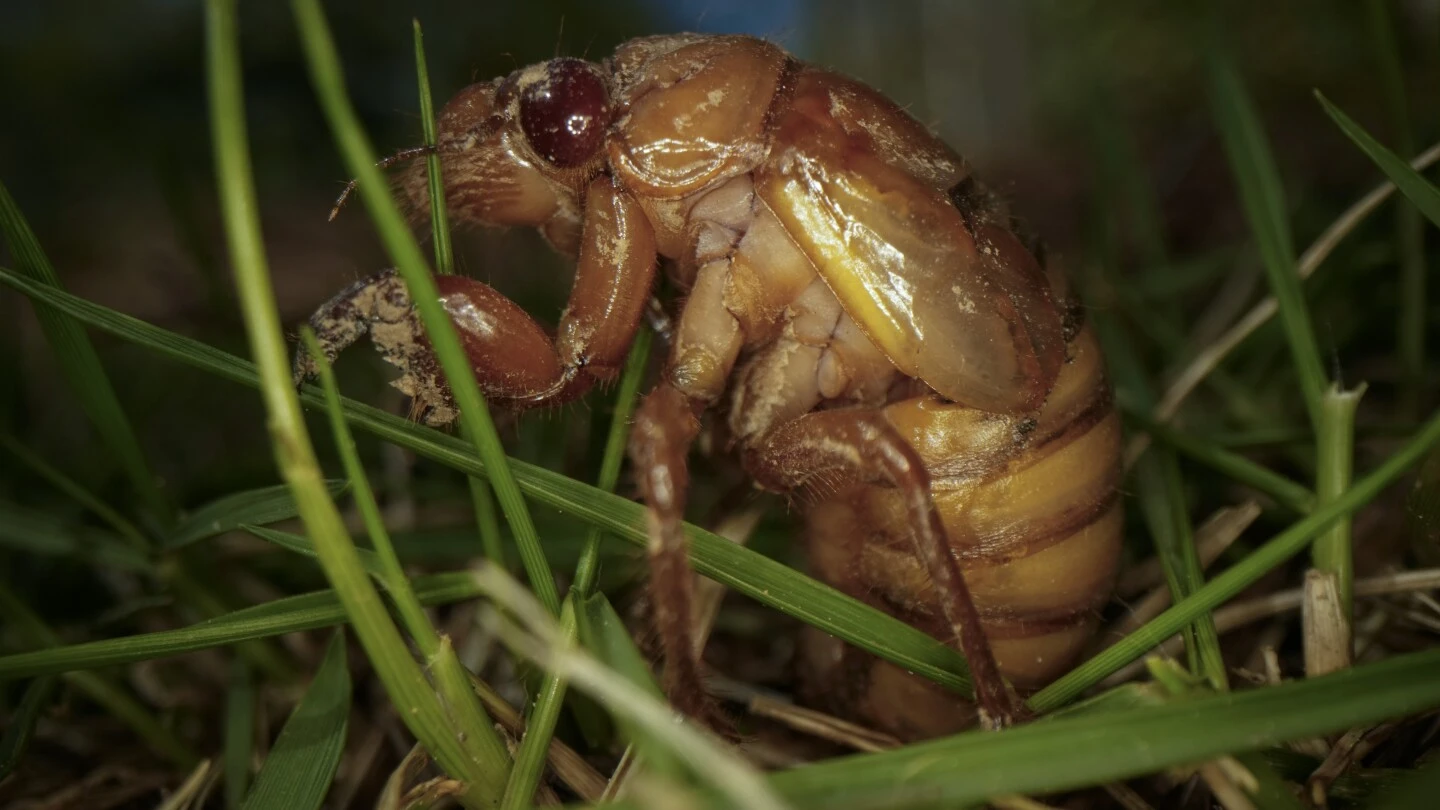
[
  {"x1": 0, "y1": 675, "x2": 58, "y2": 780},
  {"x1": 301, "y1": 328, "x2": 438, "y2": 642},
  {"x1": 244, "y1": 524, "x2": 385, "y2": 577},
  {"x1": 412, "y1": 18, "x2": 453, "y2": 276},
  {"x1": 503, "y1": 331, "x2": 652, "y2": 808},
  {"x1": 1121, "y1": 409, "x2": 1316, "y2": 513},
  {"x1": 0, "y1": 500, "x2": 151, "y2": 572},
  {"x1": 576, "y1": 591, "x2": 683, "y2": 780},
  {"x1": 240, "y1": 633, "x2": 351, "y2": 810},
  {"x1": 0, "y1": 572, "x2": 483, "y2": 680},
  {"x1": 291, "y1": 0, "x2": 558, "y2": 617},
  {"x1": 1, "y1": 433, "x2": 150, "y2": 551},
  {"x1": 410, "y1": 18, "x2": 504, "y2": 569},
  {"x1": 166, "y1": 481, "x2": 349, "y2": 549},
  {"x1": 1136, "y1": 451, "x2": 1228, "y2": 689},
  {"x1": 224, "y1": 660, "x2": 256, "y2": 810},
  {"x1": 1030, "y1": 403, "x2": 1440, "y2": 711},
  {"x1": 1206, "y1": 48, "x2": 1329, "y2": 429},
  {"x1": 0, "y1": 182, "x2": 172, "y2": 525},
  {"x1": 0, "y1": 270, "x2": 978, "y2": 697},
  {"x1": 1314, "y1": 384, "x2": 1364, "y2": 618},
  {"x1": 208, "y1": 2, "x2": 508, "y2": 802},
  {"x1": 593, "y1": 647, "x2": 1440, "y2": 810},
  {"x1": 302, "y1": 325, "x2": 507, "y2": 769},
  {"x1": 475, "y1": 566, "x2": 790, "y2": 810}
]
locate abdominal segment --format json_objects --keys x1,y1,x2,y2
[{"x1": 796, "y1": 325, "x2": 1122, "y2": 740}]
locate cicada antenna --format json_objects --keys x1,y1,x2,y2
[{"x1": 328, "y1": 144, "x2": 440, "y2": 221}]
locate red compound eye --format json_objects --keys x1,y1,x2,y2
[{"x1": 519, "y1": 58, "x2": 611, "y2": 168}]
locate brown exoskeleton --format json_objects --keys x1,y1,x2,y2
[{"x1": 294, "y1": 34, "x2": 1122, "y2": 737}]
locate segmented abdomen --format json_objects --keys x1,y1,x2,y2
[{"x1": 798, "y1": 324, "x2": 1122, "y2": 740}]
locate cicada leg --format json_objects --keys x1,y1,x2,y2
[
  {"x1": 294, "y1": 175, "x2": 658, "y2": 422},
  {"x1": 746, "y1": 408, "x2": 1024, "y2": 730}
]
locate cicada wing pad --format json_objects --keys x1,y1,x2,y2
[{"x1": 756, "y1": 92, "x2": 1065, "y2": 414}]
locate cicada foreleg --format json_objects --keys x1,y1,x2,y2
[
  {"x1": 293, "y1": 175, "x2": 657, "y2": 422},
  {"x1": 747, "y1": 408, "x2": 1024, "y2": 730}
]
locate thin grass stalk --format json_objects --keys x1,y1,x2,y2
[
  {"x1": 206, "y1": 3, "x2": 508, "y2": 803},
  {"x1": 1314, "y1": 384, "x2": 1364, "y2": 621},
  {"x1": 0, "y1": 182, "x2": 172, "y2": 524},
  {"x1": 501, "y1": 330, "x2": 652, "y2": 809},
  {"x1": 1206, "y1": 48, "x2": 1329, "y2": 430},
  {"x1": 1121, "y1": 410, "x2": 1315, "y2": 513},
  {"x1": 409, "y1": 20, "x2": 506, "y2": 569},
  {"x1": 290, "y1": 0, "x2": 559, "y2": 616}
]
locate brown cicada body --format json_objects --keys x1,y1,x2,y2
[{"x1": 296, "y1": 33, "x2": 1122, "y2": 737}]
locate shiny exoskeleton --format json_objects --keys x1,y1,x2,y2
[{"x1": 295, "y1": 34, "x2": 1122, "y2": 737}]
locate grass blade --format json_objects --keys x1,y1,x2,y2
[
  {"x1": 240, "y1": 633, "x2": 350, "y2": 810},
  {"x1": 291, "y1": 0, "x2": 558, "y2": 617},
  {"x1": 207, "y1": 2, "x2": 508, "y2": 802},
  {"x1": 0, "y1": 182, "x2": 172, "y2": 524},
  {"x1": 1206, "y1": 47, "x2": 1329, "y2": 429},
  {"x1": 474, "y1": 566, "x2": 791, "y2": 810},
  {"x1": 503, "y1": 330, "x2": 654, "y2": 807},
  {"x1": 166, "y1": 481, "x2": 349, "y2": 549},
  {"x1": 576, "y1": 591, "x2": 683, "y2": 780},
  {"x1": 0, "y1": 675, "x2": 58, "y2": 780},
  {"x1": 224, "y1": 660, "x2": 256, "y2": 810},
  {"x1": 0, "y1": 572, "x2": 483, "y2": 680},
  {"x1": 591, "y1": 647, "x2": 1440, "y2": 810},
  {"x1": 412, "y1": 18, "x2": 453, "y2": 276}
]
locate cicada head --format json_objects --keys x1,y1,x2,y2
[{"x1": 396, "y1": 58, "x2": 614, "y2": 231}]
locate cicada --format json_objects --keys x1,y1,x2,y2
[{"x1": 295, "y1": 33, "x2": 1122, "y2": 736}]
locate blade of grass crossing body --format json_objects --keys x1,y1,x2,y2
[
  {"x1": 1206, "y1": 47, "x2": 1329, "y2": 429},
  {"x1": 1363, "y1": 0, "x2": 1426, "y2": 416},
  {"x1": 1030, "y1": 403, "x2": 1440, "y2": 712},
  {"x1": 224, "y1": 659, "x2": 255, "y2": 809},
  {"x1": 0, "y1": 270, "x2": 977, "y2": 698},
  {"x1": 302, "y1": 327, "x2": 506, "y2": 766},
  {"x1": 0, "y1": 583, "x2": 196, "y2": 767},
  {"x1": 413, "y1": 19, "x2": 453, "y2": 277},
  {"x1": 502, "y1": 330, "x2": 653, "y2": 809},
  {"x1": 291, "y1": 0, "x2": 559, "y2": 617},
  {"x1": 413, "y1": 20, "x2": 505, "y2": 568},
  {"x1": 239, "y1": 633, "x2": 350, "y2": 810},
  {"x1": 206, "y1": 4, "x2": 508, "y2": 805},
  {"x1": 0, "y1": 182, "x2": 172, "y2": 525}
]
